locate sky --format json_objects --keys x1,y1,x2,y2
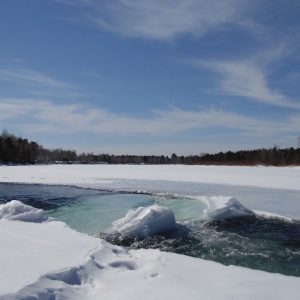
[{"x1": 0, "y1": 0, "x2": 300, "y2": 156}]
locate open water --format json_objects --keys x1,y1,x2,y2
[{"x1": 1, "y1": 182, "x2": 300, "y2": 277}]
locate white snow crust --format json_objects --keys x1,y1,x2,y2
[
  {"x1": 1, "y1": 164, "x2": 300, "y2": 299},
  {"x1": 0, "y1": 216, "x2": 99, "y2": 295}
]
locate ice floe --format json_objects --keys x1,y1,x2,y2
[
  {"x1": 205, "y1": 196, "x2": 254, "y2": 220},
  {"x1": 0, "y1": 200, "x2": 48, "y2": 222},
  {"x1": 112, "y1": 205, "x2": 176, "y2": 236}
]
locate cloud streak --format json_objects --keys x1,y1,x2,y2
[
  {"x1": 59, "y1": 0, "x2": 252, "y2": 40},
  {"x1": 0, "y1": 99, "x2": 298, "y2": 139},
  {"x1": 0, "y1": 69, "x2": 69, "y2": 88},
  {"x1": 187, "y1": 58, "x2": 300, "y2": 109}
]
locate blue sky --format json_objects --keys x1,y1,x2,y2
[{"x1": 0, "y1": 0, "x2": 300, "y2": 155}]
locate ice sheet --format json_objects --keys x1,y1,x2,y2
[{"x1": 1, "y1": 164, "x2": 300, "y2": 190}]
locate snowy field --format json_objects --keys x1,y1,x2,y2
[{"x1": 1, "y1": 164, "x2": 300, "y2": 299}]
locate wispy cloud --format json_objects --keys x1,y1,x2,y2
[
  {"x1": 0, "y1": 99, "x2": 298, "y2": 138},
  {"x1": 0, "y1": 99, "x2": 36, "y2": 120},
  {"x1": 187, "y1": 58, "x2": 300, "y2": 109},
  {"x1": 0, "y1": 69, "x2": 69, "y2": 88},
  {"x1": 58, "y1": 0, "x2": 252, "y2": 40}
]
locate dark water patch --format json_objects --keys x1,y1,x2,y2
[
  {"x1": 97, "y1": 216, "x2": 300, "y2": 277},
  {"x1": 208, "y1": 216, "x2": 300, "y2": 245},
  {"x1": 0, "y1": 183, "x2": 112, "y2": 211}
]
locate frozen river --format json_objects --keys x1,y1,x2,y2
[{"x1": 1, "y1": 181, "x2": 300, "y2": 277}]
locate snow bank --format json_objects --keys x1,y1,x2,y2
[
  {"x1": 2, "y1": 214, "x2": 300, "y2": 300},
  {"x1": 113, "y1": 205, "x2": 176, "y2": 236},
  {"x1": 205, "y1": 196, "x2": 254, "y2": 220},
  {"x1": 0, "y1": 220, "x2": 99, "y2": 295},
  {"x1": 0, "y1": 200, "x2": 47, "y2": 222}
]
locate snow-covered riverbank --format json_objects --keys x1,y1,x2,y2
[{"x1": 1, "y1": 165, "x2": 300, "y2": 299}]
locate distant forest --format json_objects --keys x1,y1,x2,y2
[{"x1": 1, "y1": 130, "x2": 300, "y2": 166}]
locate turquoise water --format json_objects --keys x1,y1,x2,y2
[{"x1": 49, "y1": 193, "x2": 156, "y2": 234}]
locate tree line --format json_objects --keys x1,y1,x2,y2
[{"x1": 1, "y1": 130, "x2": 300, "y2": 166}]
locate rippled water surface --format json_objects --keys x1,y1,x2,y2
[{"x1": 1, "y1": 183, "x2": 300, "y2": 277}]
